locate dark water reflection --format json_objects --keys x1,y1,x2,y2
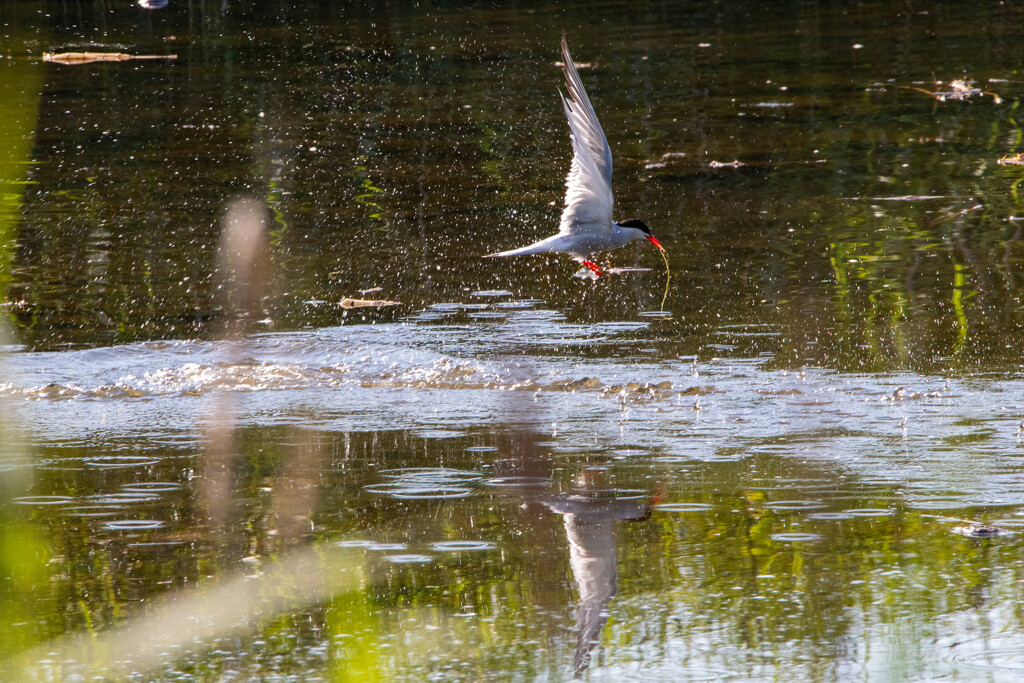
[
  {"x1": 2, "y1": 0, "x2": 1021, "y2": 373},
  {"x1": 6, "y1": 416, "x2": 1024, "y2": 680},
  {"x1": 3, "y1": 0, "x2": 1024, "y2": 680}
]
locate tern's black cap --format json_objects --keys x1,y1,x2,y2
[{"x1": 617, "y1": 218, "x2": 651, "y2": 235}]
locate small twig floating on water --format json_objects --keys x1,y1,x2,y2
[
  {"x1": 43, "y1": 52, "x2": 177, "y2": 65},
  {"x1": 340, "y1": 298, "x2": 401, "y2": 309}
]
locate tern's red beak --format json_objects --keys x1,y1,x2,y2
[{"x1": 646, "y1": 235, "x2": 665, "y2": 251}]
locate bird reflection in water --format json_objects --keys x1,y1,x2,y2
[{"x1": 542, "y1": 472, "x2": 658, "y2": 675}]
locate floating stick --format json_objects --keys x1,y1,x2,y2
[{"x1": 43, "y1": 52, "x2": 177, "y2": 65}]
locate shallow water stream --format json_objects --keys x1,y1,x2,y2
[{"x1": 2, "y1": 2, "x2": 1024, "y2": 681}]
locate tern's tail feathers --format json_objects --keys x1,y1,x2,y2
[
  {"x1": 486, "y1": 246, "x2": 536, "y2": 258},
  {"x1": 485, "y1": 239, "x2": 559, "y2": 258}
]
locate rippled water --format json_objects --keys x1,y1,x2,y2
[{"x1": 3, "y1": 1, "x2": 1024, "y2": 681}]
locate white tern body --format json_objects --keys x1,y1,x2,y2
[{"x1": 486, "y1": 34, "x2": 663, "y2": 276}]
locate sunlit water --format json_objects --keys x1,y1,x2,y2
[{"x1": 2, "y1": 1, "x2": 1024, "y2": 681}]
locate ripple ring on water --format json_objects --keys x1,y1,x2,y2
[
  {"x1": 770, "y1": 532, "x2": 822, "y2": 542},
  {"x1": 907, "y1": 497, "x2": 979, "y2": 510},
  {"x1": 846, "y1": 508, "x2": 894, "y2": 517},
  {"x1": 104, "y1": 519, "x2": 164, "y2": 530},
  {"x1": 389, "y1": 487, "x2": 473, "y2": 499},
  {"x1": 655, "y1": 503, "x2": 714, "y2": 513},
  {"x1": 367, "y1": 543, "x2": 407, "y2": 551},
  {"x1": 63, "y1": 505, "x2": 122, "y2": 517},
  {"x1": 384, "y1": 554, "x2": 434, "y2": 564},
  {"x1": 484, "y1": 476, "x2": 553, "y2": 488},
  {"x1": 951, "y1": 645, "x2": 1024, "y2": 671},
  {"x1": 84, "y1": 456, "x2": 160, "y2": 468},
  {"x1": 430, "y1": 541, "x2": 497, "y2": 552},
  {"x1": 86, "y1": 493, "x2": 162, "y2": 504},
  {"x1": 12, "y1": 495, "x2": 73, "y2": 505},
  {"x1": 379, "y1": 467, "x2": 482, "y2": 482},
  {"x1": 621, "y1": 667, "x2": 739, "y2": 682},
  {"x1": 807, "y1": 512, "x2": 854, "y2": 521},
  {"x1": 764, "y1": 500, "x2": 827, "y2": 511},
  {"x1": 121, "y1": 482, "x2": 184, "y2": 493}
]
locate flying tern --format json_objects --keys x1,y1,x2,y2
[{"x1": 486, "y1": 34, "x2": 664, "y2": 277}]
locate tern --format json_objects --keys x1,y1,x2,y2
[{"x1": 486, "y1": 34, "x2": 664, "y2": 277}]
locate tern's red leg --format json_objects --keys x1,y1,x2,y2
[{"x1": 581, "y1": 260, "x2": 603, "y2": 277}]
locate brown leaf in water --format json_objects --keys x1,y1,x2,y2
[
  {"x1": 340, "y1": 298, "x2": 401, "y2": 309},
  {"x1": 43, "y1": 52, "x2": 177, "y2": 65}
]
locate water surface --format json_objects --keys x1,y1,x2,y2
[{"x1": 2, "y1": 1, "x2": 1024, "y2": 680}]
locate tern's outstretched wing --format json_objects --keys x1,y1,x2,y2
[{"x1": 558, "y1": 34, "x2": 614, "y2": 237}]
